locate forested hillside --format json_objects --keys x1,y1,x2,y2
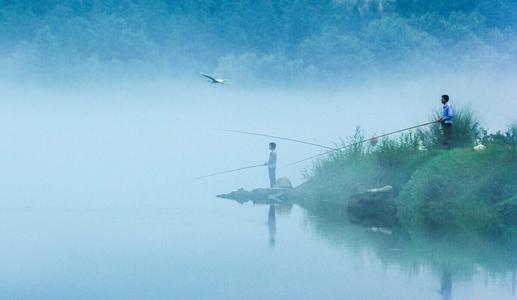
[{"x1": 1, "y1": 0, "x2": 516, "y2": 81}]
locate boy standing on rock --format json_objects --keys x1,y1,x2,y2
[{"x1": 265, "y1": 142, "x2": 277, "y2": 188}]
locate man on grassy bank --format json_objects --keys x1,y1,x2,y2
[
  {"x1": 265, "y1": 142, "x2": 277, "y2": 188},
  {"x1": 439, "y1": 94, "x2": 453, "y2": 148}
]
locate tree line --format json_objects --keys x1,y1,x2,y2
[{"x1": 0, "y1": 0, "x2": 515, "y2": 81}]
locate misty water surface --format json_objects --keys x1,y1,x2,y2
[{"x1": 0, "y1": 80, "x2": 516, "y2": 300}]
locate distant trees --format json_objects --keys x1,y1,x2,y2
[{"x1": 0, "y1": 0, "x2": 515, "y2": 81}]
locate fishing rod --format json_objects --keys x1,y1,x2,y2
[
  {"x1": 192, "y1": 163, "x2": 265, "y2": 180},
  {"x1": 283, "y1": 121, "x2": 438, "y2": 167},
  {"x1": 193, "y1": 121, "x2": 438, "y2": 180},
  {"x1": 215, "y1": 129, "x2": 335, "y2": 150}
]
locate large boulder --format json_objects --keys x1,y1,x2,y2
[
  {"x1": 275, "y1": 177, "x2": 293, "y2": 188},
  {"x1": 347, "y1": 185, "x2": 398, "y2": 227}
]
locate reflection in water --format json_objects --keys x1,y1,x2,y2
[
  {"x1": 514, "y1": 270, "x2": 516, "y2": 295},
  {"x1": 268, "y1": 205, "x2": 276, "y2": 247},
  {"x1": 275, "y1": 204, "x2": 293, "y2": 217},
  {"x1": 440, "y1": 269, "x2": 452, "y2": 300},
  {"x1": 267, "y1": 204, "x2": 293, "y2": 247},
  {"x1": 299, "y1": 201, "x2": 517, "y2": 299}
]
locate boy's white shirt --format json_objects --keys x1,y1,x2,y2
[{"x1": 267, "y1": 150, "x2": 277, "y2": 169}]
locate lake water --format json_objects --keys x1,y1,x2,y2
[{"x1": 0, "y1": 82, "x2": 515, "y2": 299}]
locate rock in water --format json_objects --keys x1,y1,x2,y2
[
  {"x1": 217, "y1": 188, "x2": 252, "y2": 204},
  {"x1": 473, "y1": 144, "x2": 486, "y2": 152},
  {"x1": 275, "y1": 177, "x2": 293, "y2": 188},
  {"x1": 347, "y1": 186, "x2": 397, "y2": 227},
  {"x1": 367, "y1": 185, "x2": 393, "y2": 193},
  {"x1": 217, "y1": 188, "x2": 290, "y2": 204},
  {"x1": 217, "y1": 178, "x2": 294, "y2": 204},
  {"x1": 369, "y1": 226, "x2": 393, "y2": 235}
]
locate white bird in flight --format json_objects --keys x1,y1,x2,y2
[{"x1": 201, "y1": 73, "x2": 225, "y2": 84}]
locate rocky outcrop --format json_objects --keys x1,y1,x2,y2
[
  {"x1": 217, "y1": 177, "x2": 294, "y2": 204},
  {"x1": 346, "y1": 185, "x2": 398, "y2": 227},
  {"x1": 217, "y1": 187, "x2": 292, "y2": 204},
  {"x1": 218, "y1": 181, "x2": 399, "y2": 227}
]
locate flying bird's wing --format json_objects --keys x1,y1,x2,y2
[{"x1": 201, "y1": 73, "x2": 217, "y2": 82}]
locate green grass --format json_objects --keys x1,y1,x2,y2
[
  {"x1": 302, "y1": 108, "x2": 517, "y2": 236},
  {"x1": 398, "y1": 146, "x2": 517, "y2": 234}
]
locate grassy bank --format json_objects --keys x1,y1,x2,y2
[{"x1": 302, "y1": 108, "x2": 517, "y2": 236}]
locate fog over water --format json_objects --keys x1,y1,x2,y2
[
  {"x1": 0, "y1": 72, "x2": 516, "y2": 299},
  {"x1": 1, "y1": 0, "x2": 516, "y2": 298}
]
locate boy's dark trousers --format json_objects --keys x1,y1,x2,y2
[
  {"x1": 269, "y1": 168, "x2": 276, "y2": 188},
  {"x1": 442, "y1": 123, "x2": 453, "y2": 148}
]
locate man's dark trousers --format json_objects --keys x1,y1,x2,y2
[{"x1": 442, "y1": 123, "x2": 453, "y2": 148}]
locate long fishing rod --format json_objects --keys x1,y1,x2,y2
[
  {"x1": 283, "y1": 121, "x2": 438, "y2": 167},
  {"x1": 215, "y1": 129, "x2": 335, "y2": 150},
  {"x1": 193, "y1": 121, "x2": 438, "y2": 180},
  {"x1": 192, "y1": 163, "x2": 265, "y2": 180}
]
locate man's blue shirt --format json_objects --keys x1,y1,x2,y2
[{"x1": 442, "y1": 103, "x2": 453, "y2": 124}]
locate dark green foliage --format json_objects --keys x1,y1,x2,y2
[
  {"x1": 305, "y1": 108, "x2": 517, "y2": 236},
  {"x1": 303, "y1": 191, "x2": 517, "y2": 282},
  {"x1": 397, "y1": 147, "x2": 517, "y2": 234},
  {"x1": 307, "y1": 125, "x2": 434, "y2": 202},
  {"x1": 418, "y1": 107, "x2": 483, "y2": 150},
  {"x1": 498, "y1": 195, "x2": 517, "y2": 225},
  {"x1": 482, "y1": 123, "x2": 517, "y2": 159},
  {"x1": 395, "y1": 128, "x2": 517, "y2": 235},
  {"x1": 0, "y1": 0, "x2": 515, "y2": 81}
]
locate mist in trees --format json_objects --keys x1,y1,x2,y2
[{"x1": 0, "y1": 0, "x2": 515, "y2": 84}]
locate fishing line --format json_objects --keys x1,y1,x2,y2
[
  {"x1": 215, "y1": 129, "x2": 335, "y2": 150},
  {"x1": 192, "y1": 163, "x2": 265, "y2": 180},
  {"x1": 282, "y1": 121, "x2": 438, "y2": 167},
  {"x1": 192, "y1": 121, "x2": 438, "y2": 180}
]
